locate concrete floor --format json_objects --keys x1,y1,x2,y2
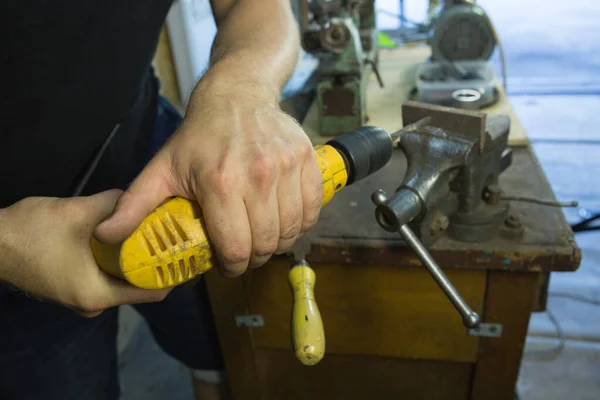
[
  {"x1": 117, "y1": 1, "x2": 600, "y2": 399},
  {"x1": 515, "y1": 115, "x2": 600, "y2": 400}
]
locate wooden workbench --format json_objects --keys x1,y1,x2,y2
[{"x1": 204, "y1": 46, "x2": 581, "y2": 400}]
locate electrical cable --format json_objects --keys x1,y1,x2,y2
[
  {"x1": 500, "y1": 195, "x2": 578, "y2": 208},
  {"x1": 549, "y1": 292, "x2": 600, "y2": 306},
  {"x1": 523, "y1": 306, "x2": 565, "y2": 360},
  {"x1": 524, "y1": 292, "x2": 600, "y2": 359},
  {"x1": 571, "y1": 212, "x2": 600, "y2": 233}
]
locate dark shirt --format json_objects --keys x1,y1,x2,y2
[{"x1": 0, "y1": 0, "x2": 174, "y2": 207}]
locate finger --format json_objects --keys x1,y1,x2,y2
[
  {"x1": 246, "y1": 186, "x2": 280, "y2": 269},
  {"x1": 201, "y1": 194, "x2": 252, "y2": 278},
  {"x1": 100, "y1": 274, "x2": 172, "y2": 306},
  {"x1": 300, "y1": 152, "x2": 323, "y2": 232},
  {"x1": 275, "y1": 153, "x2": 303, "y2": 254},
  {"x1": 79, "y1": 189, "x2": 123, "y2": 226},
  {"x1": 274, "y1": 232, "x2": 304, "y2": 255},
  {"x1": 68, "y1": 189, "x2": 122, "y2": 239},
  {"x1": 94, "y1": 155, "x2": 175, "y2": 244},
  {"x1": 79, "y1": 270, "x2": 172, "y2": 314}
]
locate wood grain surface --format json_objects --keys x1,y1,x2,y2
[
  {"x1": 470, "y1": 271, "x2": 539, "y2": 400},
  {"x1": 246, "y1": 260, "x2": 485, "y2": 363},
  {"x1": 204, "y1": 270, "x2": 263, "y2": 400},
  {"x1": 255, "y1": 349, "x2": 473, "y2": 400}
]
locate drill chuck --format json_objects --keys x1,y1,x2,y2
[{"x1": 326, "y1": 126, "x2": 393, "y2": 185}]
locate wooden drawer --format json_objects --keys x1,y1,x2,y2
[
  {"x1": 255, "y1": 349, "x2": 472, "y2": 400},
  {"x1": 245, "y1": 260, "x2": 486, "y2": 363}
]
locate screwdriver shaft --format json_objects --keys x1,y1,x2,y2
[{"x1": 399, "y1": 224, "x2": 481, "y2": 328}]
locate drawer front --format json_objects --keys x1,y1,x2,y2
[
  {"x1": 255, "y1": 349, "x2": 473, "y2": 400},
  {"x1": 246, "y1": 260, "x2": 486, "y2": 363}
]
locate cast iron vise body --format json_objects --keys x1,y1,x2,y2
[{"x1": 372, "y1": 101, "x2": 518, "y2": 329}]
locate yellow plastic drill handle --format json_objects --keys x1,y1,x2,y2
[
  {"x1": 91, "y1": 144, "x2": 348, "y2": 289},
  {"x1": 288, "y1": 261, "x2": 325, "y2": 366}
]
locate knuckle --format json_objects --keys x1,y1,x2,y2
[
  {"x1": 278, "y1": 148, "x2": 298, "y2": 174},
  {"x1": 221, "y1": 245, "x2": 252, "y2": 266},
  {"x1": 253, "y1": 240, "x2": 278, "y2": 258},
  {"x1": 65, "y1": 199, "x2": 94, "y2": 228},
  {"x1": 302, "y1": 208, "x2": 321, "y2": 230},
  {"x1": 250, "y1": 154, "x2": 276, "y2": 188},
  {"x1": 205, "y1": 167, "x2": 236, "y2": 199},
  {"x1": 307, "y1": 189, "x2": 324, "y2": 212},
  {"x1": 70, "y1": 292, "x2": 104, "y2": 315},
  {"x1": 275, "y1": 239, "x2": 295, "y2": 255},
  {"x1": 280, "y1": 218, "x2": 302, "y2": 240},
  {"x1": 252, "y1": 222, "x2": 280, "y2": 257},
  {"x1": 297, "y1": 139, "x2": 314, "y2": 160}
]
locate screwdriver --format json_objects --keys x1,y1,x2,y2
[
  {"x1": 286, "y1": 239, "x2": 324, "y2": 366},
  {"x1": 91, "y1": 125, "x2": 402, "y2": 289}
]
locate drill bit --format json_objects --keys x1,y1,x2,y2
[{"x1": 389, "y1": 116, "x2": 432, "y2": 145}]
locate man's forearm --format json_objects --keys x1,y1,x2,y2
[{"x1": 199, "y1": 0, "x2": 301, "y2": 102}]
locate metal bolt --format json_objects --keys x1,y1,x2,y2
[
  {"x1": 505, "y1": 214, "x2": 521, "y2": 229},
  {"x1": 440, "y1": 215, "x2": 449, "y2": 230},
  {"x1": 483, "y1": 184, "x2": 502, "y2": 205},
  {"x1": 371, "y1": 189, "x2": 389, "y2": 206},
  {"x1": 430, "y1": 213, "x2": 450, "y2": 236}
]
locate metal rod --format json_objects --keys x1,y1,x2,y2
[
  {"x1": 72, "y1": 123, "x2": 121, "y2": 197},
  {"x1": 399, "y1": 224, "x2": 481, "y2": 328},
  {"x1": 501, "y1": 195, "x2": 578, "y2": 208}
]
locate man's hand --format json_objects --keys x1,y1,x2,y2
[
  {"x1": 96, "y1": 0, "x2": 323, "y2": 277},
  {"x1": 95, "y1": 84, "x2": 323, "y2": 277},
  {"x1": 0, "y1": 190, "x2": 170, "y2": 317}
]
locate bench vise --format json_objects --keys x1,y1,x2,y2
[{"x1": 372, "y1": 101, "x2": 519, "y2": 328}]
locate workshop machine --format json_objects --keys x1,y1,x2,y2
[
  {"x1": 300, "y1": 0, "x2": 382, "y2": 136},
  {"x1": 415, "y1": 0, "x2": 503, "y2": 110}
]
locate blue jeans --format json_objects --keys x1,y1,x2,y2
[{"x1": 0, "y1": 96, "x2": 224, "y2": 400}]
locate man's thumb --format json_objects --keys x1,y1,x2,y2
[
  {"x1": 94, "y1": 159, "x2": 174, "y2": 244},
  {"x1": 83, "y1": 189, "x2": 123, "y2": 226}
]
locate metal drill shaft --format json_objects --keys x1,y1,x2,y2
[
  {"x1": 389, "y1": 116, "x2": 432, "y2": 139},
  {"x1": 399, "y1": 224, "x2": 481, "y2": 329}
]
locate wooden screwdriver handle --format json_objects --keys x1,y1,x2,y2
[{"x1": 288, "y1": 261, "x2": 325, "y2": 366}]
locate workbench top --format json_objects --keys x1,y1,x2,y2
[{"x1": 305, "y1": 146, "x2": 580, "y2": 273}]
